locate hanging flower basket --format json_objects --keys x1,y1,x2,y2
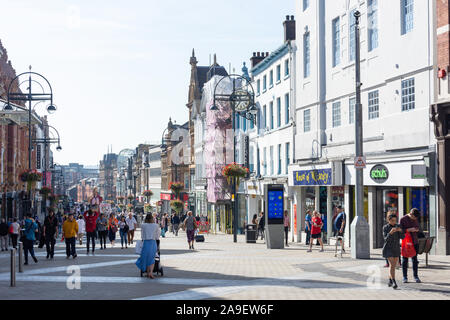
[
  {"x1": 116, "y1": 196, "x2": 125, "y2": 202},
  {"x1": 19, "y1": 169, "x2": 43, "y2": 191},
  {"x1": 127, "y1": 195, "x2": 135, "y2": 200},
  {"x1": 118, "y1": 204, "x2": 125, "y2": 210},
  {"x1": 142, "y1": 190, "x2": 153, "y2": 198},
  {"x1": 144, "y1": 203, "x2": 152, "y2": 213},
  {"x1": 48, "y1": 194, "x2": 59, "y2": 207},
  {"x1": 169, "y1": 182, "x2": 184, "y2": 196},
  {"x1": 39, "y1": 187, "x2": 52, "y2": 197},
  {"x1": 170, "y1": 199, "x2": 184, "y2": 213},
  {"x1": 126, "y1": 204, "x2": 133, "y2": 210},
  {"x1": 222, "y1": 163, "x2": 249, "y2": 187}
]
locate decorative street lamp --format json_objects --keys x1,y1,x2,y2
[{"x1": 210, "y1": 73, "x2": 257, "y2": 243}]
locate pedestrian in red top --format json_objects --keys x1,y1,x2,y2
[
  {"x1": 283, "y1": 211, "x2": 290, "y2": 247},
  {"x1": 307, "y1": 211, "x2": 324, "y2": 252},
  {"x1": 83, "y1": 209, "x2": 99, "y2": 255}
]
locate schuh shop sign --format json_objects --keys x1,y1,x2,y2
[{"x1": 370, "y1": 164, "x2": 389, "y2": 184}]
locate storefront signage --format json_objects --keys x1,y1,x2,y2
[
  {"x1": 293, "y1": 169, "x2": 332, "y2": 186},
  {"x1": 160, "y1": 193, "x2": 172, "y2": 201},
  {"x1": 370, "y1": 164, "x2": 389, "y2": 184},
  {"x1": 411, "y1": 165, "x2": 427, "y2": 179}
]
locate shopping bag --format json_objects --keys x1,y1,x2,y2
[
  {"x1": 401, "y1": 232, "x2": 416, "y2": 258},
  {"x1": 135, "y1": 240, "x2": 143, "y2": 255}
]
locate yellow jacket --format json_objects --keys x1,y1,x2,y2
[{"x1": 63, "y1": 219, "x2": 79, "y2": 238}]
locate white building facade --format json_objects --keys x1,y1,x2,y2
[{"x1": 289, "y1": 0, "x2": 437, "y2": 250}]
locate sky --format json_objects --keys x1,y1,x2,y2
[{"x1": 0, "y1": 0, "x2": 295, "y2": 166}]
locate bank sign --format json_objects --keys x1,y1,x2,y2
[{"x1": 293, "y1": 169, "x2": 332, "y2": 186}]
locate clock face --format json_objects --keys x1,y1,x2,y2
[{"x1": 233, "y1": 90, "x2": 251, "y2": 112}]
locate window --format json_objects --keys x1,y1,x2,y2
[
  {"x1": 304, "y1": 109, "x2": 311, "y2": 132},
  {"x1": 285, "y1": 59, "x2": 290, "y2": 76},
  {"x1": 263, "y1": 75, "x2": 267, "y2": 91},
  {"x1": 349, "y1": 97, "x2": 356, "y2": 124},
  {"x1": 250, "y1": 114, "x2": 255, "y2": 129},
  {"x1": 269, "y1": 70, "x2": 274, "y2": 87},
  {"x1": 285, "y1": 93, "x2": 290, "y2": 124},
  {"x1": 349, "y1": 9, "x2": 356, "y2": 62},
  {"x1": 277, "y1": 97, "x2": 281, "y2": 127},
  {"x1": 401, "y1": 78, "x2": 415, "y2": 111},
  {"x1": 285, "y1": 142, "x2": 290, "y2": 174},
  {"x1": 270, "y1": 102, "x2": 274, "y2": 130},
  {"x1": 235, "y1": 113, "x2": 240, "y2": 130},
  {"x1": 368, "y1": 90, "x2": 379, "y2": 120},
  {"x1": 368, "y1": 0, "x2": 379, "y2": 51},
  {"x1": 263, "y1": 105, "x2": 267, "y2": 129},
  {"x1": 263, "y1": 147, "x2": 267, "y2": 175},
  {"x1": 303, "y1": 0, "x2": 309, "y2": 11},
  {"x1": 332, "y1": 17, "x2": 340, "y2": 67},
  {"x1": 402, "y1": 0, "x2": 414, "y2": 34},
  {"x1": 277, "y1": 144, "x2": 282, "y2": 175},
  {"x1": 332, "y1": 102, "x2": 341, "y2": 128},
  {"x1": 270, "y1": 146, "x2": 274, "y2": 175},
  {"x1": 257, "y1": 79, "x2": 261, "y2": 95},
  {"x1": 276, "y1": 65, "x2": 281, "y2": 82},
  {"x1": 303, "y1": 32, "x2": 310, "y2": 78},
  {"x1": 249, "y1": 146, "x2": 254, "y2": 173}
]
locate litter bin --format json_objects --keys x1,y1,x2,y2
[{"x1": 246, "y1": 224, "x2": 257, "y2": 243}]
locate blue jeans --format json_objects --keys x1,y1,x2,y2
[
  {"x1": 23, "y1": 239, "x2": 36, "y2": 263},
  {"x1": 305, "y1": 230, "x2": 311, "y2": 245},
  {"x1": 119, "y1": 229, "x2": 127, "y2": 247}
]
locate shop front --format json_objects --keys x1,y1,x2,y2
[{"x1": 345, "y1": 155, "x2": 434, "y2": 249}]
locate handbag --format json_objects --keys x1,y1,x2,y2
[
  {"x1": 401, "y1": 232, "x2": 416, "y2": 258},
  {"x1": 135, "y1": 240, "x2": 143, "y2": 255}
]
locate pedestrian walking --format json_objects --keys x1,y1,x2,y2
[
  {"x1": 96, "y1": 213, "x2": 108, "y2": 250},
  {"x1": 0, "y1": 219, "x2": 8, "y2": 251},
  {"x1": 183, "y1": 211, "x2": 197, "y2": 250},
  {"x1": 126, "y1": 212, "x2": 137, "y2": 245},
  {"x1": 333, "y1": 206, "x2": 346, "y2": 253},
  {"x1": 118, "y1": 216, "x2": 129, "y2": 249},
  {"x1": 108, "y1": 213, "x2": 118, "y2": 247},
  {"x1": 400, "y1": 208, "x2": 422, "y2": 283},
  {"x1": 76, "y1": 215, "x2": 86, "y2": 245},
  {"x1": 9, "y1": 218, "x2": 20, "y2": 249},
  {"x1": 22, "y1": 214, "x2": 38, "y2": 265},
  {"x1": 383, "y1": 213, "x2": 404, "y2": 290},
  {"x1": 307, "y1": 211, "x2": 324, "y2": 252},
  {"x1": 172, "y1": 213, "x2": 180, "y2": 236},
  {"x1": 43, "y1": 209, "x2": 58, "y2": 259},
  {"x1": 136, "y1": 214, "x2": 161, "y2": 279},
  {"x1": 251, "y1": 214, "x2": 258, "y2": 225},
  {"x1": 160, "y1": 213, "x2": 168, "y2": 238},
  {"x1": 63, "y1": 213, "x2": 78, "y2": 259},
  {"x1": 84, "y1": 209, "x2": 99, "y2": 254},
  {"x1": 305, "y1": 210, "x2": 312, "y2": 245},
  {"x1": 258, "y1": 212, "x2": 265, "y2": 240},
  {"x1": 283, "y1": 211, "x2": 290, "y2": 247}
]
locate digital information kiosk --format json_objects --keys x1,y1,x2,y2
[{"x1": 264, "y1": 184, "x2": 285, "y2": 249}]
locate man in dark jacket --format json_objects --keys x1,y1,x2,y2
[
  {"x1": 43, "y1": 209, "x2": 59, "y2": 259},
  {"x1": 258, "y1": 212, "x2": 265, "y2": 240},
  {"x1": 172, "y1": 214, "x2": 180, "y2": 236},
  {"x1": 0, "y1": 219, "x2": 8, "y2": 251}
]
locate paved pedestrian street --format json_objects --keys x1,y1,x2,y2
[{"x1": 0, "y1": 231, "x2": 449, "y2": 300}]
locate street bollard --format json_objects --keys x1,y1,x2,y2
[
  {"x1": 18, "y1": 242, "x2": 23, "y2": 273},
  {"x1": 10, "y1": 248, "x2": 16, "y2": 287}
]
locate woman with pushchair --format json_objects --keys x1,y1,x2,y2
[{"x1": 136, "y1": 214, "x2": 161, "y2": 279}]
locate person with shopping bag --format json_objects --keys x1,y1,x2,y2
[
  {"x1": 135, "y1": 214, "x2": 160, "y2": 279},
  {"x1": 383, "y1": 213, "x2": 404, "y2": 289},
  {"x1": 400, "y1": 208, "x2": 422, "y2": 283}
]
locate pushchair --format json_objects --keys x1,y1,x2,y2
[{"x1": 140, "y1": 239, "x2": 164, "y2": 277}]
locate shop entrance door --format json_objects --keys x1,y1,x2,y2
[{"x1": 374, "y1": 188, "x2": 400, "y2": 248}]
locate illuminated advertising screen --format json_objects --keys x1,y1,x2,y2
[{"x1": 268, "y1": 190, "x2": 284, "y2": 220}]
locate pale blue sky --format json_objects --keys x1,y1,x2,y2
[{"x1": 0, "y1": 0, "x2": 295, "y2": 166}]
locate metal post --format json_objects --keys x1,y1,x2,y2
[
  {"x1": 351, "y1": 11, "x2": 370, "y2": 259},
  {"x1": 10, "y1": 248, "x2": 16, "y2": 287},
  {"x1": 232, "y1": 79, "x2": 238, "y2": 243},
  {"x1": 18, "y1": 242, "x2": 23, "y2": 273}
]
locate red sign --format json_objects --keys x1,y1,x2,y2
[
  {"x1": 160, "y1": 193, "x2": 172, "y2": 201},
  {"x1": 294, "y1": 204, "x2": 297, "y2": 231}
]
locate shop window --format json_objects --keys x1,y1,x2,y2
[
  {"x1": 383, "y1": 188, "x2": 399, "y2": 216},
  {"x1": 405, "y1": 187, "x2": 429, "y2": 232},
  {"x1": 350, "y1": 186, "x2": 369, "y2": 222},
  {"x1": 305, "y1": 187, "x2": 315, "y2": 211}
]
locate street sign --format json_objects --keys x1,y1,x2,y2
[{"x1": 354, "y1": 156, "x2": 366, "y2": 169}]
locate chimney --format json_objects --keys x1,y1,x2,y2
[
  {"x1": 283, "y1": 15, "x2": 296, "y2": 42},
  {"x1": 250, "y1": 51, "x2": 267, "y2": 68}
]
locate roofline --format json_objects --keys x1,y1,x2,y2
[{"x1": 250, "y1": 42, "x2": 292, "y2": 77}]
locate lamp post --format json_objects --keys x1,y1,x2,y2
[
  {"x1": 351, "y1": 11, "x2": 370, "y2": 259},
  {"x1": 210, "y1": 74, "x2": 257, "y2": 243}
]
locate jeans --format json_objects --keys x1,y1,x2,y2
[
  {"x1": 305, "y1": 230, "x2": 311, "y2": 245},
  {"x1": 173, "y1": 224, "x2": 179, "y2": 236},
  {"x1": 0, "y1": 235, "x2": 7, "y2": 250},
  {"x1": 65, "y1": 237, "x2": 76, "y2": 257},
  {"x1": 284, "y1": 226, "x2": 289, "y2": 245},
  {"x1": 119, "y1": 229, "x2": 127, "y2": 247},
  {"x1": 98, "y1": 230, "x2": 107, "y2": 248},
  {"x1": 258, "y1": 226, "x2": 265, "y2": 240},
  {"x1": 402, "y1": 244, "x2": 420, "y2": 279},
  {"x1": 45, "y1": 234, "x2": 56, "y2": 257},
  {"x1": 10, "y1": 234, "x2": 18, "y2": 248},
  {"x1": 23, "y1": 239, "x2": 36, "y2": 263},
  {"x1": 86, "y1": 232, "x2": 96, "y2": 252}
]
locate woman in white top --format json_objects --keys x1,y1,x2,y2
[
  {"x1": 135, "y1": 214, "x2": 160, "y2": 279},
  {"x1": 76, "y1": 216, "x2": 86, "y2": 245}
]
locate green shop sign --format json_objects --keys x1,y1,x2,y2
[{"x1": 370, "y1": 164, "x2": 389, "y2": 184}]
